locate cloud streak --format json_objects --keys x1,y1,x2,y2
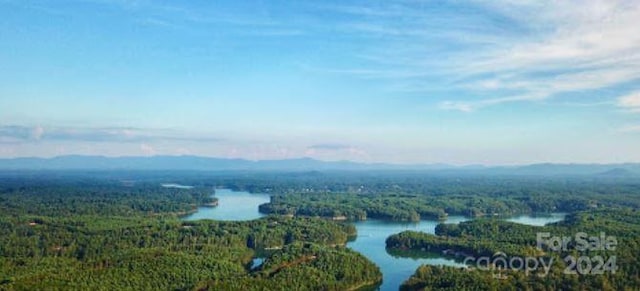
[
  {"x1": 308, "y1": 1, "x2": 640, "y2": 111},
  {"x1": 307, "y1": 144, "x2": 352, "y2": 151},
  {"x1": 0, "y1": 125, "x2": 222, "y2": 144},
  {"x1": 305, "y1": 143, "x2": 369, "y2": 159},
  {"x1": 618, "y1": 125, "x2": 640, "y2": 133},
  {"x1": 617, "y1": 92, "x2": 640, "y2": 113},
  {"x1": 446, "y1": 0, "x2": 640, "y2": 110},
  {"x1": 441, "y1": 0, "x2": 640, "y2": 110}
]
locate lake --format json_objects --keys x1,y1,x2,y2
[
  {"x1": 182, "y1": 188, "x2": 270, "y2": 221},
  {"x1": 184, "y1": 188, "x2": 565, "y2": 290},
  {"x1": 347, "y1": 217, "x2": 469, "y2": 291}
]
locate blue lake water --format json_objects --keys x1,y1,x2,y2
[
  {"x1": 184, "y1": 188, "x2": 565, "y2": 290},
  {"x1": 347, "y1": 217, "x2": 469, "y2": 291},
  {"x1": 182, "y1": 188, "x2": 270, "y2": 221}
]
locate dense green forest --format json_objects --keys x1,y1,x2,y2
[
  {"x1": 388, "y1": 209, "x2": 640, "y2": 290},
  {"x1": 198, "y1": 242, "x2": 381, "y2": 290},
  {"x1": 0, "y1": 174, "x2": 381, "y2": 290},
  {"x1": 1, "y1": 171, "x2": 639, "y2": 290},
  {"x1": 254, "y1": 173, "x2": 640, "y2": 221}
]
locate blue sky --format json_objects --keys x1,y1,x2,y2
[{"x1": 1, "y1": 0, "x2": 640, "y2": 164}]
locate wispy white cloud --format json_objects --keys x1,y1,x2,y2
[
  {"x1": 31, "y1": 125, "x2": 44, "y2": 140},
  {"x1": 0, "y1": 125, "x2": 223, "y2": 144},
  {"x1": 308, "y1": 1, "x2": 640, "y2": 111},
  {"x1": 307, "y1": 144, "x2": 352, "y2": 151},
  {"x1": 444, "y1": 65, "x2": 640, "y2": 111},
  {"x1": 554, "y1": 100, "x2": 616, "y2": 108},
  {"x1": 617, "y1": 92, "x2": 640, "y2": 113},
  {"x1": 139, "y1": 143, "x2": 156, "y2": 155},
  {"x1": 442, "y1": 0, "x2": 640, "y2": 110},
  {"x1": 136, "y1": 17, "x2": 182, "y2": 29},
  {"x1": 439, "y1": 92, "x2": 548, "y2": 112},
  {"x1": 12, "y1": 0, "x2": 303, "y2": 38},
  {"x1": 618, "y1": 125, "x2": 640, "y2": 132},
  {"x1": 301, "y1": 65, "x2": 433, "y2": 80},
  {"x1": 305, "y1": 143, "x2": 369, "y2": 159}
]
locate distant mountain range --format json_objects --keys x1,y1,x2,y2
[
  {"x1": 0, "y1": 155, "x2": 450, "y2": 171},
  {"x1": 0, "y1": 155, "x2": 638, "y2": 176}
]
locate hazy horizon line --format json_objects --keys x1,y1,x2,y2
[{"x1": 1, "y1": 153, "x2": 639, "y2": 168}]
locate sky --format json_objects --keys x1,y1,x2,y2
[{"x1": 1, "y1": 0, "x2": 640, "y2": 165}]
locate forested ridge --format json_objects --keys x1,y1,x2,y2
[{"x1": 254, "y1": 174, "x2": 639, "y2": 221}]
